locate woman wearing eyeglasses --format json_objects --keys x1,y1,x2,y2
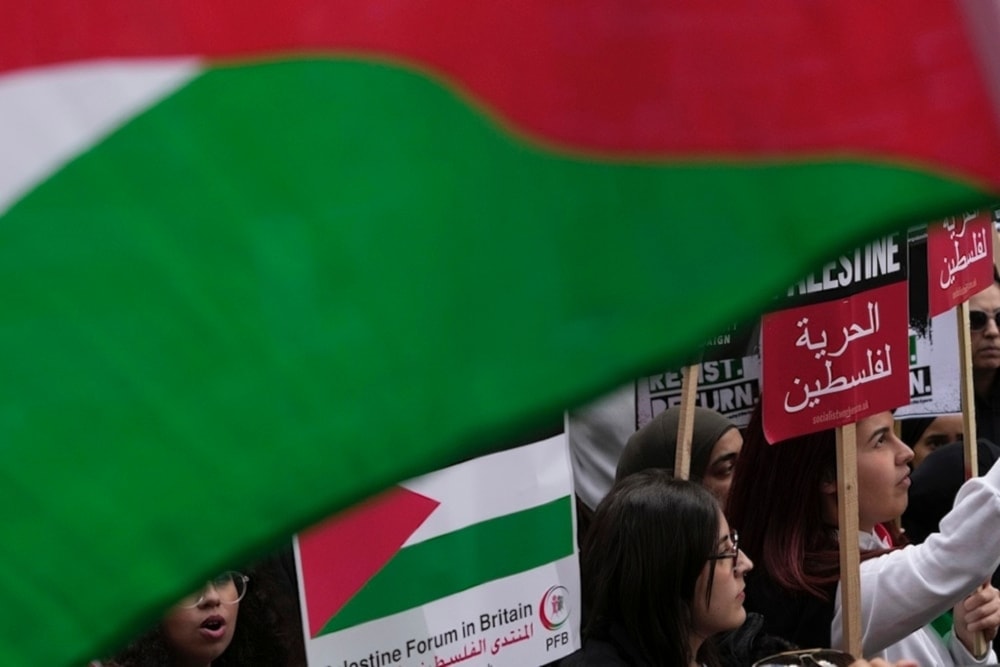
[
  {"x1": 98, "y1": 571, "x2": 247, "y2": 666},
  {"x1": 165, "y1": 571, "x2": 247, "y2": 665},
  {"x1": 560, "y1": 470, "x2": 753, "y2": 666},
  {"x1": 99, "y1": 559, "x2": 302, "y2": 666},
  {"x1": 727, "y1": 406, "x2": 1000, "y2": 665}
]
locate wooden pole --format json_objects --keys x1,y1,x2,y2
[
  {"x1": 836, "y1": 423, "x2": 862, "y2": 659},
  {"x1": 957, "y1": 298, "x2": 988, "y2": 657},
  {"x1": 675, "y1": 364, "x2": 699, "y2": 479},
  {"x1": 958, "y1": 300, "x2": 979, "y2": 480}
]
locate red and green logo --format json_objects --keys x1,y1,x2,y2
[{"x1": 539, "y1": 585, "x2": 570, "y2": 630}]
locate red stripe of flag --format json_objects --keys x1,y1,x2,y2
[{"x1": 5, "y1": 1, "x2": 1000, "y2": 184}]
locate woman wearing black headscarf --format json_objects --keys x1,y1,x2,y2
[{"x1": 616, "y1": 406, "x2": 742, "y2": 506}]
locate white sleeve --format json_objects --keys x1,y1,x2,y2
[
  {"x1": 947, "y1": 628, "x2": 996, "y2": 665},
  {"x1": 831, "y1": 459, "x2": 1000, "y2": 656}
]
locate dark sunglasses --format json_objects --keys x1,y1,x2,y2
[{"x1": 970, "y1": 310, "x2": 1000, "y2": 332}]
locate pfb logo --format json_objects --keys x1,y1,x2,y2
[{"x1": 539, "y1": 585, "x2": 570, "y2": 630}]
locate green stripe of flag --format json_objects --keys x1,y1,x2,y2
[{"x1": 318, "y1": 495, "x2": 574, "y2": 635}]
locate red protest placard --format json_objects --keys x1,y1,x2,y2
[
  {"x1": 762, "y1": 234, "x2": 909, "y2": 442},
  {"x1": 762, "y1": 282, "x2": 909, "y2": 441},
  {"x1": 927, "y1": 211, "x2": 994, "y2": 317}
]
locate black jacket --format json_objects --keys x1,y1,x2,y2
[
  {"x1": 558, "y1": 624, "x2": 648, "y2": 666},
  {"x1": 559, "y1": 614, "x2": 794, "y2": 667},
  {"x1": 745, "y1": 573, "x2": 835, "y2": 652}
]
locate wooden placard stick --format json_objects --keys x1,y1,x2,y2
[
  {"x1": 958, "y1": 298, "x2": 988, "y2": 657},
  {"x1": 674, "y1": 364, "x2": 699, "y2": 480},
  {"x1": 958, "y1": 299, "x2": 979, "y2": 481},
  {"x1": 836, "y1": 423, "x2": 862, "y2": 660}
]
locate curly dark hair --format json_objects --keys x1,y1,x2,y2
[{"x1": 106, "y1": 552, "x2": 305, "y2": 666}]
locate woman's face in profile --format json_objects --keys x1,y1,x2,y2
[
  {"x1": 162, "y1": 574, "x2": 240, "y2": 665},
  {"x1": 853, "y1": 411, "x2": 913, "y2": 532},
  {"x1": 691, "y1": 512, "x2": 752, "y2": 641}
]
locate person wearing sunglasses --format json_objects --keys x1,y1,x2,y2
[
  {"x1": 560, "y1": 470, "x2": 753, "y2": 666},
  {"x1": 969, "y1": 279, "x2": 1000, "y2": 445},
  {"x1": 727, "y1": 406, "x2": 1000, "y2": 665}
]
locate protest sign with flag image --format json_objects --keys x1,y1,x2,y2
[{"x1": 295, "y1": 434, "x2": 579, "y2": 667}]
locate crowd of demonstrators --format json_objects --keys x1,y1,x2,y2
[
  {"x1": 564, "y1": 279, "x2": 1000, "y2": 665},
  {"x1": 726, "y1": 406, "x2": 1000, "y2": 665},
  {"x1": 92, "y1": 274, "x2": 1000, "y2": 667},
  {"x1": 92, "y1": 547, "x2": 305, "y2": 667},
  {"x1": 897, "y1": 413, "x2": 964, "y2": 470},
  {"x1": 562, "y1": 276, "x2": 1000, "y2": 664},
  {"x1": 560, "y1": 405, "x2": 938, "y2": 667},
  {"x1": 559, "y1": 471, "x2": 756, "y2": 666}
]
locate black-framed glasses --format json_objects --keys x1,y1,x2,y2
[
  {"x1": 707, "y1": 530, "x2": 740, "y2": 567},
  {"x1": 177, "y1": 571, "x2": 249, "y2": 609},
  {"x1": 752, "y1": 648, "x2": 856, "y2": 667},
  {"x1": 970, "y1": 310, "x2": 1000, "y2": 332}
]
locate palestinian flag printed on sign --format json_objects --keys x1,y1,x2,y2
[
  {"x1": 295, "y1": 435, "x2": 579, "y2": 666},
  {"x1": 4, "y1": 2, "x2": 1000, "y2": 664}
]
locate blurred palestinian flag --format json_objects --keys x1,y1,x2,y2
[{"x1": 3, "y1": 1, "x2": 1000, "y2": 663}]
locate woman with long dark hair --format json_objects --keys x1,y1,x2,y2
[
  {"x1": 727, "y1": 406, "x2": 1000, "y2": 664},
  {"x1": 561, "y1": 469, "x2": 753, "y2": 666}
]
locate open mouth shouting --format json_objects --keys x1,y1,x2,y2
[{"x1": 199, "y1": 615, "x2": 227, "y2": 640}]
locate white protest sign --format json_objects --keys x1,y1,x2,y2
[{"x1": 296, "y1": 434, "x2": 580, "y2": 667}]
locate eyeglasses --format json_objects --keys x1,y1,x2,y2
[
  {"x1": 707, "y1": 530, "x2": 740, "y2": 567},
  {"x1": 177, "y1": 571, "x2": 249, "y2": 609},
  {"x1": 969, "y1": 310, "x2": 1000, "y2": 332},
  {"x1": 752, "y1": 648, "x2": 856, "y2": 667}
]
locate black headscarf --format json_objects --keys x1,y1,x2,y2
[{"x1": 616, "y1": 406, "x2": 737, "y2": 483}]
